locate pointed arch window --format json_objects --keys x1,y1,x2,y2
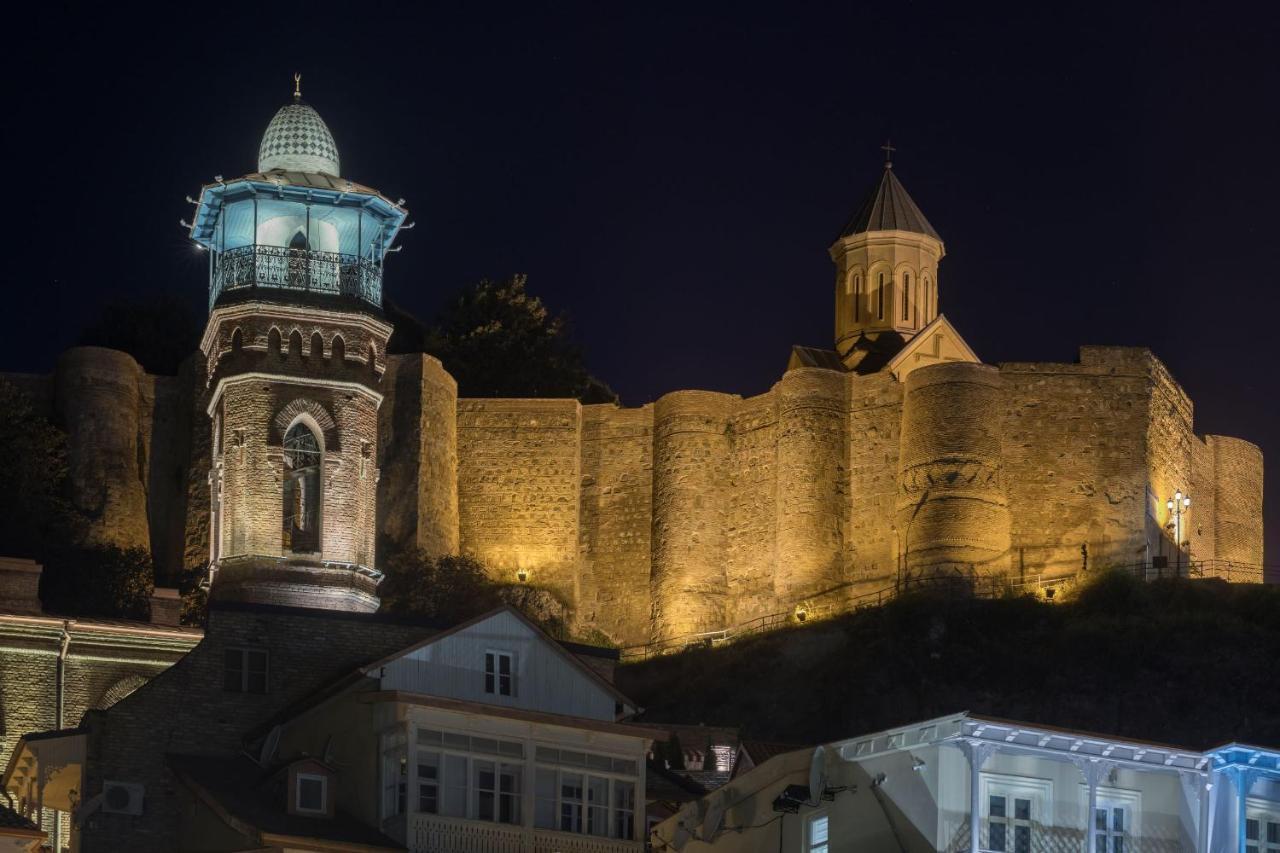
[
  {"x1": 877, "y1": 273, "x2": 885, "y2": 320},
  {"x1": 902, "y1": 273, "x2": 911, "y2": 321},
  {"x1": 924, "y1": 279, "x2": 932, "y2": 321},
  {"x1": 283, "y1": 422, "x2": 321, "y2": 553}
]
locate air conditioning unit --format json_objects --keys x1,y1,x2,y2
[{"x1": 102, "y1": 781, "x2": 144, "y2": 815}]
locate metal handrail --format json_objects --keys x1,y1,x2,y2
[{"x1": 210, "y1": 243, "x2": 382, "y2": 308}]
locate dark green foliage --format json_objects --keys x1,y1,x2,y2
[
  {"x1": 617, "y1": 571, "x2": 1280, "y2": 749},
  {"x1": 177, "y1": 563, "x2": 209, "y2": 627},
  {"x1": 390, "y1": 275, "x2": 617, "y2": 403},
  {"x1": 77, "y1": 295, "x2": 202, "y2": 375},
  {"x1": 378, "y1": 551, "x2": 504, "y2": 620},
  {"x1": 0, "y1": 380, "x2": 75, "y2": 559},
  {"x1": 39, "y1": 545, "x2": 155, "y2": 622}
]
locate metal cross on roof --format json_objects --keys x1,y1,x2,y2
[{"x1": 881, "y1": 139, "x2": 896, "y2": 167}]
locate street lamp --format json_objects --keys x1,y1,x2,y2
[{"x1": 1165, "y1": 491, "x2": 1191, "y2": 576}]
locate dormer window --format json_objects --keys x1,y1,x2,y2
[
  {"x1": 485, "y1": 651, "x2": 514, "y2": 696},
  {"x1": 296, "y1": 773, "x2": 327, "y2": 814}
]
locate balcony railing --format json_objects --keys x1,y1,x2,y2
[
  {"x1": 409, "y1": 813, "x2": 643, "y2": 853},
  {"x1": 210, "y1": 244, "x2": 382, "y2": 308}
]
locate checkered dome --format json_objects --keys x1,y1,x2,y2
[{"x1": 258, "y1": 100, "x2": 340, "y2": 176}]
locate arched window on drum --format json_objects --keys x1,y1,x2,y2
[{"x1": 283, "y1": 422, "x2": 322, "y2": 554}]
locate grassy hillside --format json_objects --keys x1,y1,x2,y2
[{"x1": 616, "y1": 572, "x2": 1280, "y2": 749}]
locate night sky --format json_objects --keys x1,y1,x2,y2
[{"x1": 5, "y1": 3, "x2": 1277, "y2": 563}]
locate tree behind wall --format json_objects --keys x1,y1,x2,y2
[{"x1": 388, "y1": 275, "x2": 617, "y2": 403}]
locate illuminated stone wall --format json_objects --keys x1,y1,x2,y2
[
  {"x1": 456, "y1": 399, "x2": 583, "y2": 602},
  {"x1": 378, "y1": 353, "x2": 460, "y2": 558},
  {"x1": 1208, "y1": 434, "x2": 1265, "y2": 566},
  {"x1": 898, "y1": 362, "x2": 1011, "y2": 576},
  {"x1": 3, "y1": 339, "x2": 1265, "y2": 645}
]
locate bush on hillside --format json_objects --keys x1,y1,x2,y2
[{"x1": 616, "y1": 570, "x2": 1280, "y2": 749}]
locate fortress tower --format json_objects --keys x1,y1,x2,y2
[{"x1": 188, "y1": 77, "x2": 407, "y2": 611}]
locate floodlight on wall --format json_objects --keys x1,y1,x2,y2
[
  {"x1": 516, "y1": 568, "x2": 529, "y2": 584},
  {"x1": 794, "y1": 604, "x2": 809, "y2": 623}
]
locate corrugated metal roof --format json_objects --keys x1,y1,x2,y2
[{"x1": 839, "y1": 165, "x2": 940, "y2": 241}]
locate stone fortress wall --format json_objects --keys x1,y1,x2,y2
[{"x1": 4, "y1": 341, "x2": 1265, "y2": 647}]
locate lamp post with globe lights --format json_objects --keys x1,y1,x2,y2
[{"x1": 1166, "y1": 491, "x2": 1191, "y2": 576}]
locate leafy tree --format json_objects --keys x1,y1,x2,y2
[
  {"x1": 378, "y1": 551, "x2": 504, "y2": 621},
  {"x1": 0, "y1": 380, "x2": 74, "y2": 558},
  {"x1": 77, "y1": 295, "x2": 202, "y2": 375},
  {"x1": 392, "y1": 275, "x2": 617, "y2": 403},
  {"x1": 39, "y1": 545, "x2": 154, "y2": 621}
]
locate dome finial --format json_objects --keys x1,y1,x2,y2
[
  {"x1": 293, "y1": 72, "x2": 302, "y2": 100},
  {"x1": 881, "y1": 139, "x2": 895, "y2": 169}
]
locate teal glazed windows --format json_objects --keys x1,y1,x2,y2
[{"x1": 283, "y1": 422, "x2": 322, "y2": 553}]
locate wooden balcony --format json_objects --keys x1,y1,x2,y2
[{"x1": 409, "y1": 813, "x2": 644, "y2": 853}]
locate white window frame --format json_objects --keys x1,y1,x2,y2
[
  {"x1": 807, "y1": 810, "x2": 829, "y2": 853},
  {"x1": 1078, "y1": 783, "x2": 1141, "y2": 852},
  {"x1": 295, "y1": 772, "x2": 327, "y2": 815},
  {"x1": 532, "y1": 749, "x2": 640, "y2": 839},
  {"x1": 414, "y1": 728, "x2": 525, "y2": 825},
  {"x1": 980, "y1": 772, "x2": 1053, "y2": 853},
  {"x1": 485, "y1": 650, "x2": 515, "y2": 697},
  {"x1": 1245, "y1": 798, "x2": 1280, "y2": 853},
  {"x1": 381, "y1": 729, "x2": 408, "y2": 821}
]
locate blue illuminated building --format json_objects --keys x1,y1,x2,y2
[{"x1": 188, "y1": 77, "x2": 406, "y2": 311}]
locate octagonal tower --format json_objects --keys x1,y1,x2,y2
[
  {"x1": 830, "y1": 153, "x2": 945, "y2": 372},
  {"x1": 188, "y1": 77, "x2": 407, "y2": 612}
]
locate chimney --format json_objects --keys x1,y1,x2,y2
[
  {"x1": 0, "y1": 557, "x2": 44, "y2": 615},
  {"x1": 150, "y1": 587, "x2": 183, "y2": 627}
]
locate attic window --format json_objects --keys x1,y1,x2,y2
[
  {"x1": 296, "y1": 773, "x2": 327, "y2": 814},
  {"x1": 485, "y1": 651, "x2": 514, "y2": 696}
]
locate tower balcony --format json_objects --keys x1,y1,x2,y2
[{"x1": 210, "y1": 243, "x2": 382, "y2": 310}]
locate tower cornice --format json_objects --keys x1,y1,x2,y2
[
  {"x1": 201, "y1": 301, "x2": 393, "y2": 356},
  {"x1": 206, "y1": 372, "x2": 384, "y2": 417}
]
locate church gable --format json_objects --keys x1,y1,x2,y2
[
  {"x1": 365, "y1": 608, "x2": 627, "y2": 722},
  {"x1": 886, "y1": 314, "x2": 980, "y2": 381}
]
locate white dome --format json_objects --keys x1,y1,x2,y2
[{"x1": 258, "y1": 100, "x2": 340, "y2": 176}]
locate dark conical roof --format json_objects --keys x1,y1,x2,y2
[{"x1": 839, "y1": 164, "x2": 940, "y2": 240}]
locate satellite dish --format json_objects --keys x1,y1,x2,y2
[
  {"x1": 808, "y1": 745, "x2": 828, "y2": 802},
  {"x1": 701, "y1": 792, "x2": 727, "y2": 841},
  {"x1": 259, "y1": 725, "x2": 282, "y2": 766}
]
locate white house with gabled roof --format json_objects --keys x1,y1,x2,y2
[
  {"x1": 652, "y1": 712, "x2": 1280, "y2": 853},
  {"x1": 251, "y1": 605, "x2": 664, "y2": 853}
]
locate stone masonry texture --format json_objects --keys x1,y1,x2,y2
[{"x1": 3, "y1": 342, "x2": 1265, "y2": 647}]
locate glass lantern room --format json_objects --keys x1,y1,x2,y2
[{"x1": 189, "y1": 173, "x2": 406, "y2": 311}]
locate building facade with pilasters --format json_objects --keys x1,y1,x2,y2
[{"x1": 653, "y1": 713, "x2": 1280, "y2": 853}]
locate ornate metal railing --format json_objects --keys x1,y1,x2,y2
[{"x1": 210, "y1": 244, "x2": 382, "y2": 308}]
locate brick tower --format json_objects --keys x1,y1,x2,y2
[{"x1": 187, "y1": 76, "x2": 407, "y2": 611}]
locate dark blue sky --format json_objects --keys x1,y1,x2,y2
[{"x1": 5, "y1": 1, "x2": 1277, "y2": 562}]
